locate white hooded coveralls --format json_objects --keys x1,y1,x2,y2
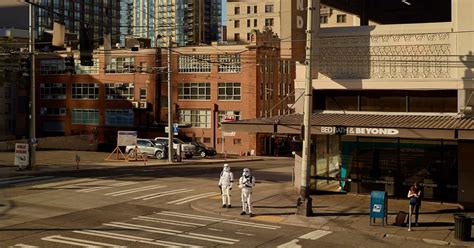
[
  {"x1": 218, "y1": 165, "x2": 234, "y2": 205},
  {"x1": 239, "y1": 169, "x2": 255, "y2": 214}
]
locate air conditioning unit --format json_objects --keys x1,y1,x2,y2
[
  {"x1": 139, "y1": 101, "x2": 147, "y2": 109},
  {"x1": 132, "y1": 101, "x2": 139, "y2": 108}
]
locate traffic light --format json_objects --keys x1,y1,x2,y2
[
  {"x1": 80, "y1": 24, "x2": 94, "y2": 66},
  {"x1": 20, "y1": 57, "x2": 31, "y2": 76}
]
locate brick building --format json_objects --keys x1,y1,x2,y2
[{"x1": 166, "y1": 30, "x2": 294, "y2": 155}]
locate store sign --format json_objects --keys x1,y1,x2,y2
[{"x1": 320, "y1": 126, "x2": 400, "y2": 136}]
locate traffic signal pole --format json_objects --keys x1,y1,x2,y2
[
  {"x1": 167, "y1": 38, "x2": 173, "y2": 163},
  {"x1": 29, "y1": 2, "x2": 37, "y2": 170}
]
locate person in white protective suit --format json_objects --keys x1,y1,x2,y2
[
  {"x1": 239, "y1": 168, "x2": 256, "y2": 217},
  {"x1": 218, "y1": 164, "x2": 234, "y2": 208}
]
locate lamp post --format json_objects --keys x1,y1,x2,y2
[
  {"x1": 29, "y1": 1, "x2": 37, "y2": 170},
  {"x1": 166, "y1": 37, "x2": 173, "y2": 163},
  {"x1": 296, "y1": 0, "x2": 317, "y2": 216}
]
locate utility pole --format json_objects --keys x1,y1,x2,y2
[
  {"x1": 296, "y1": 0, "x2": 316, "y2": 216},
  {"x1": 167, "y1": 37, "x2": 173, "y2": 162},
  {"x1": 29, "y1": 1, "x2": 37, "y2": 170}
]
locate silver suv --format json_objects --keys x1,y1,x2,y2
[
  {"x1": 125, "y1": 139, "x2": 165, "y2": 159},
  {"x1": 154, "y1": 137, "x2": 196, "y2": 159}
]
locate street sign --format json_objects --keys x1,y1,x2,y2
[
  {"x1": 165, "y1": 124, "x2": 179, "y2": 135},
  {"x1": 14, "y1": 143, "x2": 29, "y2": 169},
  {"x1": 117, "y1": 131, "x2": 137, "y2": 146},
  {"x1": 223, "y1": 114, "x2": 236, "y2": 122},
  {"x1": 223, "y1": 131, "x2": 236, "y2": 137}
]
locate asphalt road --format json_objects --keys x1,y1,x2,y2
[{"x1": 0, "y1": 159, "x2": 446, "y2": 247}]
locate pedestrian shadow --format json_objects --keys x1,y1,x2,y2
[{"x1": 415, "y1": 222, "x2": 454, "y2": 227}]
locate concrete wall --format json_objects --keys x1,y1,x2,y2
[
  {"x1": 458, "y1": 140, "x2": 474, "y2": 209},
  {"x1": 0, "y1": 135, "x2": 97, "y2": 152}
]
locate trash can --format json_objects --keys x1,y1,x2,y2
[
  {"x1": 370, "y1": 191, "x2": 388, "y2": 226},
  {"x1": 454, "y1": 213, "x2": 472, "y2": 241}
]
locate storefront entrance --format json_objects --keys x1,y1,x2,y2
[{"x1": 312, "y1": 135, "x2": 458, "y2": 202}]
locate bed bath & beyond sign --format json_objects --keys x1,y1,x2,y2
[{"x1": 320, "y1": 126, "x2": 400, "y2": 136}]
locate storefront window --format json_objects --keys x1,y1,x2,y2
[{"x1": 360, "y1": 91, "x2": 406, "y2": 112}]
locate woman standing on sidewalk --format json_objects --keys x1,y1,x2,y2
[{"x1": 407, "y1": 182, "x2": 422, "y2": 228}]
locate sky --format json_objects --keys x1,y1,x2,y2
[{"x1": 221, "y1": 0, "x2": 227, "y2": 25}]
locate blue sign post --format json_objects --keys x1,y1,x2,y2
[
  {"x1": 173, "y1": 123, "x2": 179, "y2": 135},
  {"x1": 370, "y1": 191, "x2": 388, "y2": 226}
]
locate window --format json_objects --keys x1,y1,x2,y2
[
  {"x1": 4, "y1": 87, "x2": 10, "y2": 98},
  {"x1": 254, "y1": 19, "x2": 257, "y2": 27},
  {"x1": 234, "y1": 33, "x2": 240, "y2": 41},
  {"x1": 72, "y1": 83, "x2": 99, "y2": 100},
  {"x1": 217, "y1": 138, "x2": 223, "y2": 144},
  {"x1": 320, "y1": 15, "x2": 328, "y2": 24},
  {"x1": 72, "y1": 109, "x2": 99, "y2": 125},
  {"x1": 218, "y1": 54, "x2": 241, "y2": 73},
  {"x1": 337, "y1": 14, "x2": 346, "y2": 23},
  {"x1": 265, "y1": 18, "x2": 274, "y2": 27},
  {"x1": 105, "y1": 83, "x2": 134, "y2": 100},
  {"x1": 247, "y1": 6, "x2": 250, "y2": 14},
  {"x1": 40, "y1": 59, "x2": 66, "y2": 74},
  {"x1": 218, "y1": 110, "x2": 241, "y2": 127},
  {"x1": 40, "y1": 83, "x2": 66, "y2": 99},
  {"x1": 74, "y1": 58, "x2": 99, "y2": 74},
  {"x1": 234, "y1": 6, "x2": 240, "y2": 14},
  {"x1": 178, "y1": 109, "x2": 211, "y2": 128},
  {"x1": 218, "y1": 83, "x2": 241, "y2": 100},
  {"x1": 140, "y1": 88, "x2": 147, "y2": 100},
  {"x1": 247, "y1": 19, "x2": 251, "y2": 27},
  {"x1": 40, "y1": 107, "x2": 66, "y2": 116},
  {"x1": 247, "y1": 33, "x2": 251, "y2": 41},
  {"x1": 178, "y1": 55, "x2": 211, "y2": 73},
  {"x1": 105, "y1": 109, "x2": 134, "y2": 126},
  {"x1": 203, "y1": 137, "x2": 211, "y2": 143},
  {"x1": 178, "y1": 82, "x2": 211, "y2": 100},
  {"x1": 265, "y1": 4, "x2": 274, "y2": 13},
  {"x1": 234, "y1": 20, "x2": 240, "y2": 28},
  {"x1": 106, "y1": 57, "x2": 135, "y2": 73},
  {"x1": 233, "y1": 138, "x2": 242, "y2": 145},
  {"x1": 254, "y1": 6, "x2": 257, "y2": 13}
]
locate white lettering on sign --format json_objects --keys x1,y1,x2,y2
[
  {"x1": 297, "y1": 16, "x2": 304, "y2": 29},
  {"x1": 297, "y1": 0, "x2": 305, "y2": 11},
  {"x1": 320, "y1": 127, "x2": 399, "y2": 136}
]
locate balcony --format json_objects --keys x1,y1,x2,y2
[{"x1": 316, "y1": 22, "x2": 456, "y2": 81}]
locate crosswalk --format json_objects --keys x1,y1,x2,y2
[
  {"x1": 12, "y1": 210, "x2": 288, "y2": 247},
  {"x1": 0, "y1": 176, "x2": 56, "y2": 187}
]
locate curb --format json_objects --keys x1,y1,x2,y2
[{"x1": 0, "y1": 157, "x2": 264, "y2": 178}]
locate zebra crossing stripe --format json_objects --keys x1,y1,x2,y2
[
  {"x1": 41, "y1": 235, "x2": 124, "y2": 247},
  {"x1": 73, "y1": 230, "x2": 200, "y2": 248},
  {"x1": 105, "y1": 185, "x2": 166, "y2": 196},
  {"x1": 133, "y1": 216, "x2": 206, "y2": 227},
  {"x1": 0, "y1": 176, "x2": 55, "y2": 186},
  {"x1": 33, "y1": 178, "x2": 97, "y2": 189},
  {"x1": 104, "y1": 222, "x2": 239, "y2": 245},
  {"x1": 277, "y1": 239, "x2": 301, "y2": 248},
  {"x1": 10, "y1": 244, "x2": 39, "y2": 248},
  {"x1": 156, "y1": 211, "x2": 281, "y2": 230},
  {"x1": 299, "y1": 230, "x2": 332, "y2": 240},
  {"x1": 133, "y1": 188, "x2": 194, "y2": 200},
  {"x1": 167, "y1": 192, "x2": 219, "y2": 205},
  {"x1": 77, "y1": 181, "x2": 138, "y2": 193}
]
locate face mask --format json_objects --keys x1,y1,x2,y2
[{"x1": 243, "y1": 169, "x2": 250, "y2": 177}]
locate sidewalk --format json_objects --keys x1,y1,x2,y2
[
  {"x1": 192, "y1": 182, "x2": 474, "y2": 247},
  {"x1": 0, "y1": 150, "x2": 264, "y2": 178}
]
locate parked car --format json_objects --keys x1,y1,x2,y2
[
  {"x1": 154, "y1": 137, "x2": 196, "y2": 159},
  {"x1": 190, "y1": 141, "x2": 217, "y2": 158},
  {"x1": 125, "y1": 138, "x2": 165, "y2": 159}
]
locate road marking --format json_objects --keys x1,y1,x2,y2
[
  {"x1": 10, "y1": 244, "x2": 39, "y2": 248},
  {"x1": 104, "y1": 222, "x2": 239, "y2": 245},
  {"x1": 299, "y1": 230, "x2": 332, "y2": 240},
  {"x1": 277, "y1": 239, "x2": 301, "y2": 248},
  {"x1": 252, "y1": 215, "x2": 285, "y2": 223},
  {"x1": 133, "y1": 216, "x2": 206, "y2": 227},
  {"x1": 105, "y1": 185, "x2": 166, "y2": 196},
  {"x1": 32, "y1": 178, "x2": 97, "y2": 189},
  {"x1": 235, "y1": 232, "x2": 255, "y2": 236},
  {"x1": 0, "y1": 176, "x2": 55, "y2": 187},
  {"x1": 42, "y1": 235, "x2": 124, "y2": 247},
  {"x1": 77, "y1": 181, "x2": 138, "y2": 193},
  {"x1": 156, "y1": 211, "x2": 281, "y2": 230},
  {"x1": 74, "y1": 230, "x2": 201, "y2": 247},
  {"x1": 133, "y1": 188, "x2": 194, "y2": 200},
  {"x1": 208, "y1": 228, "x2": 223, "y2": 232},
  {"x1": 167, "y1": 192, "x2": 220, "y2": 205}
]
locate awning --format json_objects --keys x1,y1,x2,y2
[{"x1": 222, "y1": 113, "x2": 474, "y2": 140}]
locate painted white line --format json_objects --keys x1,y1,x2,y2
[
  {"x1": 298, "y1": 230, "x2": 332, "y2": 240},
  {"x1": 10, "y1": 244, "x2": 39, "y2": 248},
  {"x1": 0, "y1": 176, "x2": 55, "y2": 186},
  {"x1": 208, "y1": 228, "x2": 223, "y2": 232},
  {"x1": 134, "y1": 216, "x2": 206, "y2": 227},
  {"x1": 33, "y1": 178, "x2": 96, "y2": 189},
  {"x1": 277, "y1": 239, "x2": 301, "y2": 248},
  {"x1": 105, "y1": 185, "x2": 166, "y2": 196},
  {"x1": 235, "y1": 232, "x2": 255, "y2": 236},
  {"x1": 42, "y1": 235, "x2": 123, "y2": 247},
  {"x1": 74, "y1": 230, "x2": 200, "y2": 247},
  {"x1": 157, "y1": 211, "x2": 281, "y2": 230},
  {"x1": 104, "y1": 222, "x2": 238, "y2": 245},
  {"x1": 77, "y1": 181, "x2": 138, "y2": 193},
  {"x1": 167, "y1": 192, "x2": 220, "y2": 205},
  {"x1": 135, "y1": 188, "x2": 194, "y2": 200}
]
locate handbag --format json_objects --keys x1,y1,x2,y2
[{"x1": 409, "y1": 197, "x2": 418, "y2": 206}]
